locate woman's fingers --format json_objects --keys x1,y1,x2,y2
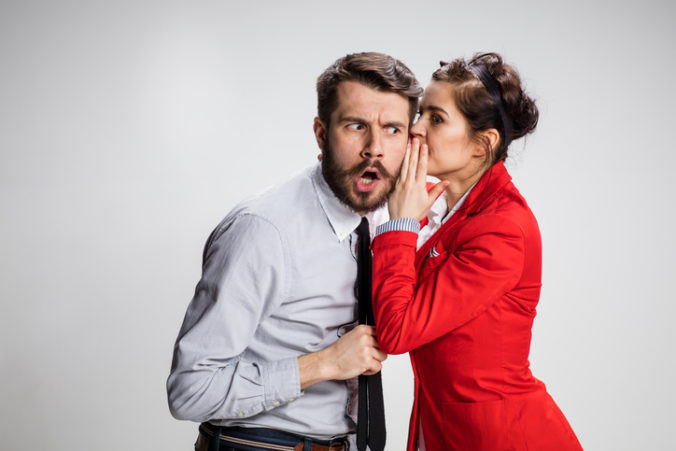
[
  {"x1": 388, "y1": 138, "x2": 438, "y2": 220},
  {"x1": 427, "y1": 180, "x2": 449, "y2": 207},
  {"x1": 416, "y1": 144, "x2": 429, "y2": 181},
  {"x1": 399, "y1": 141, "x2": 411, "y2": 182},
  {"x1": 407, "y1": 138, "x2": 420, "y2": 183}
]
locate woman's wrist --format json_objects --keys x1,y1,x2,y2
[{"x1": 375, "y1": 217, "x2": 420, "y2": 237}]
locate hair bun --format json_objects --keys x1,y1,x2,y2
[
  {"x1": 472, "y1": 53, "x2": 539, "y2": 140},
  {"x1": 510, "y1": 91, "x2": 538, "y2": 140}
]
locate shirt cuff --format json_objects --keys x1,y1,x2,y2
[
  {"x1": 260, "y1": 356, "x2": 302, "y2": 409},
  {"x1": 375, "y1": 217, "x2": 420, "y2": 236}
]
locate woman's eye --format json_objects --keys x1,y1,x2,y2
[{"x1": 431, "y1": 114, "x2": 443, "y2": 124}]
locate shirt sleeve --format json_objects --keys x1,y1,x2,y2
[
  {"x1": 371, "y1": 214, "x2": 525, "y2": 355},
  {"x1": 167, "y1": 213, "x2": 301, "y2": 422},
  {"x1": 375, "y1": 217, "x2": 420, "y2": 236}
]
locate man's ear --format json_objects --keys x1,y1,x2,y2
[{"x1": 313, "y1": 117, "x2": 327, "y2": 151}]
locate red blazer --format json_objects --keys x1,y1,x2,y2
[{"x1": 372, "y1": 162, "x2": 582, "y2": 450}]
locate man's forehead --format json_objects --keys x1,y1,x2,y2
[{"x1": 333, "y1": 81, "x2": 409, "y2": 121}]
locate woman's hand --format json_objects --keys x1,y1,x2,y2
[{"x1": 388, "y1": 138, "x2": 448, "y2": 220}]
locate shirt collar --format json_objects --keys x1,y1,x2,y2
[
  {"x1": 426, "y1": 191, "x2": 448, "y2": 229},
  {"x1": 311, "y1": 163, "x2": 364, "y2": 242},
  {"x1": 425, "y1": 180, "x2": 478, "y2": 229},
  {"x1": 445, "y1": 181, "x2": 476, "y2": 222}
]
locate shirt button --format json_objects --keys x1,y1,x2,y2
[
  {"x1": 237, "y1": 412, "x2": 244, "y2": 417},
  {"x1": 272, "y1": 401, "x2": 280, "y2": 407}
]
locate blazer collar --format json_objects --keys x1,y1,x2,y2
[
  {"x1": 415, "y1": 161, "x2": 512, "y2": 262},
  {"x1": 457, "y1": 160, "x2": 512, "y2": 218}
]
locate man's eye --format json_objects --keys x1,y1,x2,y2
[
  {"x1": 386, "y1": 126, "x2": 400, "y2": 135},
  {"x1": 347, "y1": 123, "x2": 364, "y2": 131}
]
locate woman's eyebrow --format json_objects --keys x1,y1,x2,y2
[{"x1": 423, "y1": 105, "x2": 449, "y2": 116}]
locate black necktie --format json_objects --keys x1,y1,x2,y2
[{"x1": 355, "y1": 217, "x2": 386, "y2": 451}]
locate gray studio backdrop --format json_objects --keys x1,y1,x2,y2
[{"x1": 1, "y1": 0, "x2": 674, "y2": 449}]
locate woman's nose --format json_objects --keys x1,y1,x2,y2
[{"x1": 410, "y1": 117, "x2": 425, "y2": 139}]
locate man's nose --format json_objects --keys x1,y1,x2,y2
[{"x1": 360, "y1": 130, "x2": 384, "y2": 160}]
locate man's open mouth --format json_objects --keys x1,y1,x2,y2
[{"x1": 359, "y1": 169, "x2": 380, "y2": 185}]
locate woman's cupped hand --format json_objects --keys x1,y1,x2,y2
[{"x1": 388, "y1": 138, "x2": 448, "y2": 221}]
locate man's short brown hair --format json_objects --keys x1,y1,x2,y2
[{"x1": 316, "y1": 52, "x2": 422, "y2": 127}]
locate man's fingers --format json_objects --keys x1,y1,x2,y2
[
  {"x1": 352, "y1": 324, "x2": 376, "y2": 336},
  {"x1": 362, "y1": 360, "x2": 383, "y2": 375},
  {"x1": 373, "y1": 349, "x2": 388, "y2": 362}
]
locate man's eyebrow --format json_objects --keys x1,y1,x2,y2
[
  {"x1": 337, "y1": 116, "x2": 366, "y2": 124},
  {"x1": 383, "y1": 120, "x2": 408, "y2": 129},
  {"x1": 338, "y1": 116, "x2": 407, "y2": 128}
]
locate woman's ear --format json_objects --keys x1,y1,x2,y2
[{"x1": 474, "y1": 128, "x2": 500, "y2": 157}]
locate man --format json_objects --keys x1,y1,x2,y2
[{"x1": 167, "y1": 52, "x2": 422, "y2": 450}]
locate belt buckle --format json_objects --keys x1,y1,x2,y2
[{"x1": 327, "y1": 438, "x2": 347, "y2": 451}]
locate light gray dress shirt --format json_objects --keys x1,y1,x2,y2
[{"x1": 167, "y1": 163, "x2": 384, "y2": 440}]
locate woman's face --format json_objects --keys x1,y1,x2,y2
[{"x1": 410, "y1": 81, "x2": 484, "y2": 181}]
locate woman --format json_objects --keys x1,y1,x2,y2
[{"x1": 371, "y1": 53, "x2": 582, "y2": 450}]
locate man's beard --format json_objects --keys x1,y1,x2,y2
[{"x1": 321, "y1": 142, "x2": 398, "y2": 213}]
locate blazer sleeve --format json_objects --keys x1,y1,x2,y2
[{"x1": 371, "y1": 214, "x2": 525, "y2": 355}]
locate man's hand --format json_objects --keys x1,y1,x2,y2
[{"x1": 298, "y1": 325, "x2": 387, "y2": 390}]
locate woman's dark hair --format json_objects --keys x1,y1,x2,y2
[
  {"x1": 317, "y1": 52, "x2": 423, "y2": 127},
  {"x1": 433, "y1": 52, "x2": 539, "y2": 163}
]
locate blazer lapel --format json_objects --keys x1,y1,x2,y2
[{"x1": 414, "y1": 161, "x2": 513, "y2": 268}]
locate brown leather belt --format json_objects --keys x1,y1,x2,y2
[{"x1": 196, "y1": 423, "x2": 348, "y2": 451}]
